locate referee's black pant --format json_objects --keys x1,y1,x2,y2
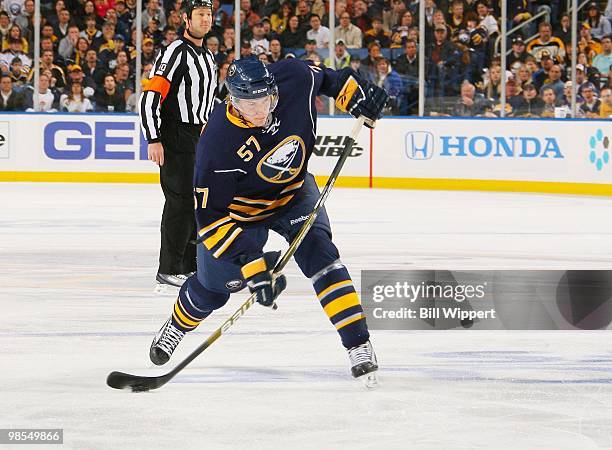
[{"x1": 158, "y1": 121, "x2": 201, "y2": 275}]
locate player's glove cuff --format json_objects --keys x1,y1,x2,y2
[
  {"x1": 335, "y1": 70, "x2": 389, "y2": 129},
  {"x1": 241, "y1": 251, "x2": 287, "y2": 307}
]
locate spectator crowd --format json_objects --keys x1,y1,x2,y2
[{"x1": 0, "y1": 0, "x2": 609, "y2": 117}]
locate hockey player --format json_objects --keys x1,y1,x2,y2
[{"x1": 149, "y1": 56, "x2": 388, "y2": 383}]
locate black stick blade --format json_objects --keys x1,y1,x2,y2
[{"x1": 106, "y1": 371, "x2": 167, "y2": 392}]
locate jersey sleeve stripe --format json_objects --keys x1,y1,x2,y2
[
  {"x1": 228, "y1": 194, "x2": 294, "y2": 216},
  {"x1": 198, "y1": 215, "x2": 231, "y2": 237},
  {"x1": 144, "y1": 75, "x2": 171, "y2": 100}
]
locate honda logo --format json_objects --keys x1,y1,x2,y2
[{"x1": 405, "y1": 131, "x2": 434, "y2": 160}]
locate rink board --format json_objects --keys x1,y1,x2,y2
[{"x1": 0, "y1": 113, "x2": 610, "y2": 195}]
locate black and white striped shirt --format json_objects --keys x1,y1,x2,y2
[{"x1": 139, "y1": 37, "x2": 218, "y2": 143}]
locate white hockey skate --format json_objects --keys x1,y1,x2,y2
[
  {"x1": 149, "y1": 318, "x2": 185, "y2": 366},
  {"x1": 347, "y1": 340, "x2": 379, "y2": 389},
  {"x1": 154, "y1": 273, "x2": 189, "y2": 294}
]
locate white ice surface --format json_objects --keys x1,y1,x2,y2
[{"x1": 1, "y1": 183, "x2": 612, "y2": 450}]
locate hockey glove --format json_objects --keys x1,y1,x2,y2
[
  {"x1": 335, "y1": 70, "x2": 389, "y2": 128},
  {"x1": 241, "y1": 251, "x2": 287, "y2": 307}
]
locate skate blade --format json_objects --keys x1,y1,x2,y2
[
  {"x1": 358, "y1": 371, "x2": 380, "y2": 390},
  {"x1": 153, "y1": 283, "x2": 180, "y2": 295}
]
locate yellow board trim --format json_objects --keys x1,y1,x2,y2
[
  {"x1": 4, "y1": 172, "x2": 612, "y2": 197},
  {"x1": 0, "y1": 171, "x2": 160, "y2": 183},
  {"x1": 323, "y1": 292, "x2": 360, "y2": 318}
]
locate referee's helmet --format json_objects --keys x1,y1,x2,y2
[{"x1": 182, "y1": 0, "x2": 212, "y2": 17}]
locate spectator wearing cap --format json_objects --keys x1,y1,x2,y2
[
  {"x1": 593, "y1": 35, "x2": 612, "y2": 76},
  {"x1": 279, "y1": 15, "x2": 306, "y2": 48},
  {"x1": 115, "y1": 0, "x2": 133, "y2": 37},
  {"x1": 251, "y1": 20, "x2": 270, "y2": 52},
  {"x1": 141, "y1": 37, "x2": 157, "y2": 66},
  {"x1": 268, "y1": 38, "x2": 284, "y2": 63},
  {"x1": 324, "y1": 39, "x2": 350, "y2": 69},
  {"x1": 580, "y1": 83, "x2": 602, "y2": 117},
  {"x1": 364, "y1": 17, "x2": 391, "y2": 48},
  {"x1": 99, "y1": 34, "x2": 127, "y2": 70},
  {"x1": 25, "y1": 73, "x2": 58, "y2": 112},
  {"x1": 599, "y1": 87, "x2": 612, "y2": 117},
  {"x1": 540, "y1": 64, "x2": 564, "y2": 99},
  {"x1": 142, "y1": 0, "x2": 167, "y2": 30},
  {"x1": 585, "y1": 3, "x2": 612, "y2": 40},
  {"x1": 335, "y1": 11, "x2": 363, "y2": 48},
  {"x1": 426, "y1": 25, "x2": 462, "y2": 97},
  {"x1": 299, "y1": 38, "x2": 320, "y2": 61},
  {"x1": 145, "y1": 17, "x2": 164, "y2": 46},
  {"x1": 271, "y1": 1, "x2": 293, "y2": 34},
  {"x1": 260, "y1": 16, "x2": 276, "y2": 40},
  {"x1": 239, "y1": 39, "x2": 253, "y2": 58},
  {"x1": 306, "y1": 14, "x2": 330, "y2": 48},
  {"x1": 0, "y1": 75, "x2": 25, "y2": 111},
  {"x1": 349, "y1": 53, "x2": 367, "y2": 79},
  {"x1": 95, "y1": 73, "x2": 126, "y2": 112},
  {"x1": 513, "y1": 83, "x2": 543, "y2": 117},
  {"x1": 66, "y1": 64, "x2": 96, "y2": 97},
  {"x1": 507, "y1": 37, "x2": 528, "y2": 67},
  {"x1": 527, "y1": 22, "x2": 566, "y2": 63}
]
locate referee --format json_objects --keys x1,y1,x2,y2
[{"x1": 139, "y1": 0, "x2": 217, "y2": 292}]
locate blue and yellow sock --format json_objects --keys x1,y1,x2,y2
[{"x1": 312, "y1": 262, "x2": 370, "y2": 349}]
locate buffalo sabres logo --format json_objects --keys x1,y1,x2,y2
[
  {"x1": 257, "y1": 136, "x2": 305, "y2": 184},
  {"x1": 228, "y1": 64, "x2": 236, "y2": 77}
]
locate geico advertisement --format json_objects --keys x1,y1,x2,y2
[
  {"x1": 375, "y1": 118, "x2": 611, "y2": 184},
  {"x1": 0, "y1": 114, "x2": 370, "y2": 178}
]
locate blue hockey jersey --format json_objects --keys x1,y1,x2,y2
[{"x1": 193, "y1": 58, "x2": 348, "y2": 264}]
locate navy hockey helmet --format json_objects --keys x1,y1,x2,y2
[
  {"x1": 226, "y1": 57, "x2": 278, "y2": 100},
  {"x1": 182, "y1": 0, "x2": 212, "y2": 17}
]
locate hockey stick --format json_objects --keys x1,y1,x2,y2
[{"x1": 107, "y1": 116, "x2": 366, "y2": 392}]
